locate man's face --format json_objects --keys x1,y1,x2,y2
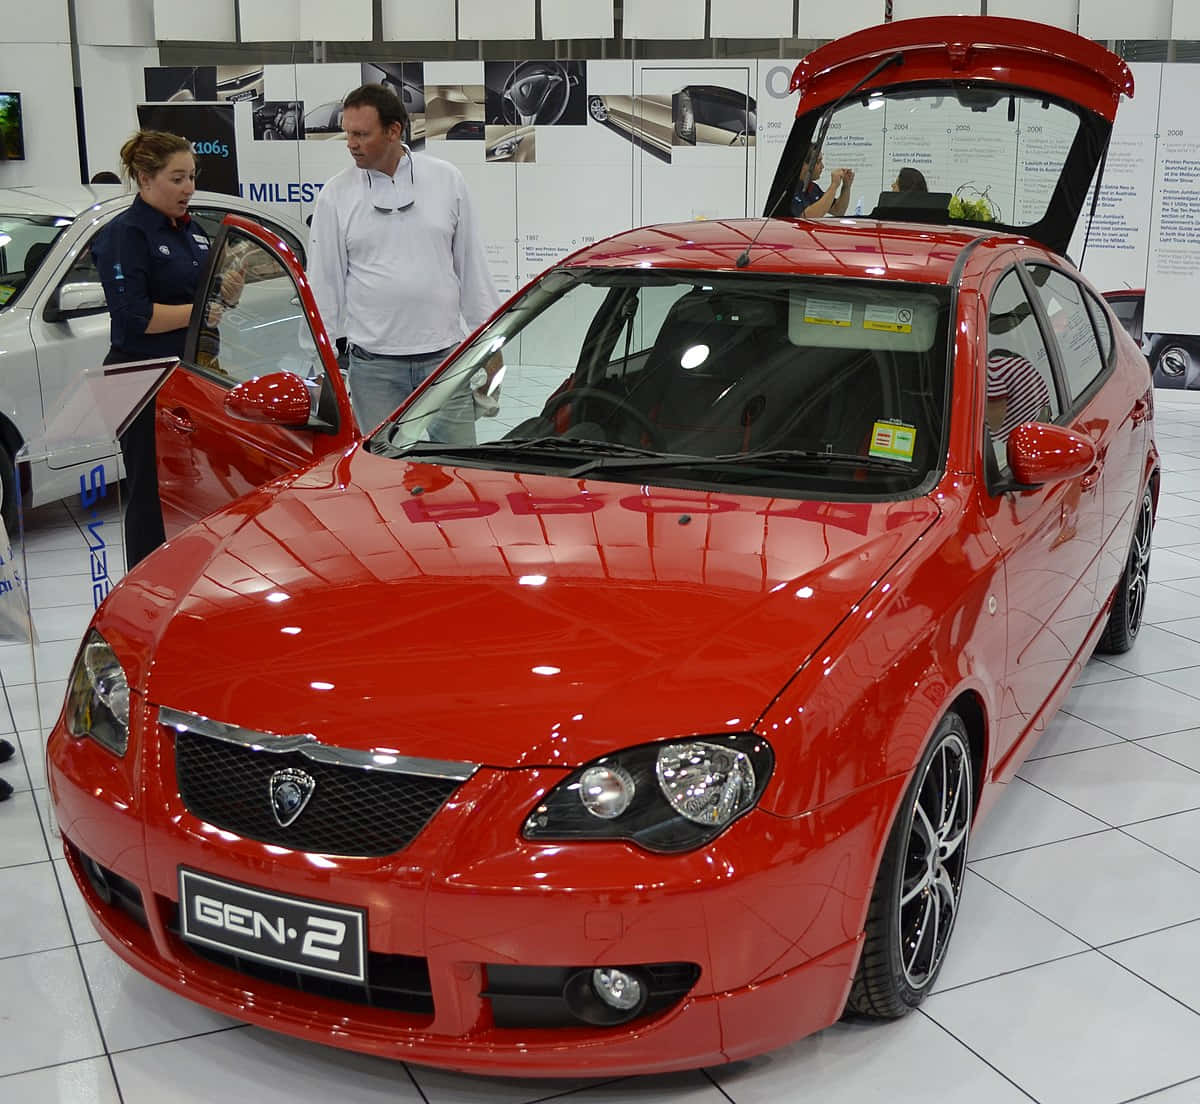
[{"x1": 342, "y1": 104, "x2": 404, "y2": 172}]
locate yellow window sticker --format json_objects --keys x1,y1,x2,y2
[
  {"x1": 869, "y1": 420, "x2": 916, "y2": 461},
  {"x1": 803, "y1": 297, "x2": 853, "y2": 327},
  {"x1": 864, "y1": 304, "x2": 913, "y2": 333},
  {"x1": 0, "y1": 285, "x2": 14, "y2": 306}
]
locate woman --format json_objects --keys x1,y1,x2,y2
[
  {"x1": 892, "y1": 166, "x2": 928, "y2": 193},
  {"x1": 791, "y1": 151, "x2": 855, "y2": 218},
  {"x1": 92, "y1": 131, "x2": 231, "y2": 567}
]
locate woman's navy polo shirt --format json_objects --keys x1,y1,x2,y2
[
  {"x1": 791, "y1": 181, "x2": 825, "y2": 217},
  {"x1": 92, "y1": 195, "x2": 210, "y2": 359}
]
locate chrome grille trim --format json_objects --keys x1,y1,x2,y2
[{"x1": 157, "y1": 706, "x2": 479, "y2": 782}]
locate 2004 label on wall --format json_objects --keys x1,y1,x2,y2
[{"x1": 49, "y1": 17, "x2": 1158, "y2": 1076}]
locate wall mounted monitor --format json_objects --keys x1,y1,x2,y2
[{"x1": 0, "y1": 93, "x2": 25, "y2": 161}]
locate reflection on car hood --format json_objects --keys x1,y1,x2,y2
[{"x1": 137, "y1": 449, "x2": 940, "y2": 769}]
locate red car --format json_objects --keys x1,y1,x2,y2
[{"x1": 49, "y1": 17, "x2": 1157, "y2": 1077}]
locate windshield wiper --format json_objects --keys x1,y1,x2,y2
[
  {"x1": 390, "y1": 436, "x2": 667, "y2": 463},
  {"x1": 567, "y1": 447, "x2": 916, "y2": 478}
]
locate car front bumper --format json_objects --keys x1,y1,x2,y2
[{"x1": 48, "y1": 701, "x2": 898, "y2": 1076}]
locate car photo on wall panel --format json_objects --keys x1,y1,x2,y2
[
  {"x1": 426, "y1": 85, "x2": 486, "y2": 141},
  {"x1": 252, "y1": 101, "x2": 304, "y2": 141},
  {"x1": 485, "y1": 60, "x2": 588, "y2": 126},
  {"x1": 217, "y1": 65, "x2": 265, "y2": 103},
  {"x1": 588, "y1": 86, "x2": 758, "y2": 163},
  {"x1": 361, "y1": 62, "x2": 426, "y2": 148},
  {"x1": 485, "y1": 125, "x2": 536, "y2": 163},
  {"x1": 144, "y1": 66, "x2": 217, "y2": 103}
]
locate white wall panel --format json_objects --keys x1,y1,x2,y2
[
  {"x1": 5, "y1": 1, "x2": 70, "y2": 42},
  {"x1": 153, "y1": 0, "x2": 236, "y2": 41},
  {"x1": 240, "y1": 0, "x2": 300, "y2": 41},
  {"x1": 711, "y1": 0, "x2": 793, "y2": 38},
  {"x1": 0, "y1": 44, "x2": 79, "y2": 186},
  {"x1": 382, "y1": 0, "x2": 456, "y2": 40},
  {"x1": 1078, "y1": 0, "x2": 1170, "y2": 39},
  {"x1": 986, "y1": 0, "x2": 1077, "y2": 31},
  {"x1": 301, "y1": 0, "x2": 371, "y2": 41},
  {"x1": 1171, "y1": 4, "x2": 1200, "y2": 39},
  {"x1": 892, "y1": 0, "x2": 981, "y2": 18},
  {"x1": 541, "y1": 0, "x2": 614, "y2": 39},
  {"x1": 793, "y1": 0, "x2": 884, "y2": 39},
  {"x1": 79, "y1": 45, "x2": 159, "y2": 182},
  {"x1": 76, "y1": 0, "x2": 155, "y2": 46},
  {"x1": 624, "y1": 0, "x2": 706, "y2": 38},
  {"x1": 458, "y1": 0, "x2": 535, "y2": 39}
]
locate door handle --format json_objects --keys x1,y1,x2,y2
[
  {"x1": 160, "y1": 407, "x2": 195, "y2": 435},
  {"x1": 1131, "y1": 398, "x2": 1151, "y2": 425},
  {"x1": 1080, "y1": 464, "x2": 1102, "y2": 492}
]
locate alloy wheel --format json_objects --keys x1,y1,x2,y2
[
  {"x1": 1126, "y1": 491, "x2": 1153, "y2": 636},
  {"x1": 898, "y1": 731, "x2": 971, "y2": 991}
]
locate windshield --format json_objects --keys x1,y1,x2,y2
[
  {"x1": 0, "y1": 214, "x2": 70, "y2": 309},
  {"x1": 806, "y1": 85, "x2": 1083, "y2": 231},
  {"x1": 371, "y1": 269, "x2": 952, "y2": 498}
]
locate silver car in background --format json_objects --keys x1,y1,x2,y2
[{"x1": 0, "y1": 185, "x2": 306, "y2": 530}]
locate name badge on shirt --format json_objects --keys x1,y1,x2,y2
[
  {"x1": 192, "y1": 234, "x2": 209, "y2": 249},
  {"x1": 158, "y1": 245, "x2": 170, "y2": 256}
]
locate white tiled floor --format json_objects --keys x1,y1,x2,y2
[{"x1": 4, "y1": 396, "x2": 1200, "y2": 1103}]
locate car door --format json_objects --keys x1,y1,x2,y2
[
  {"x1": 155, "y1": 214, "x2": 357, "y2": 535},
  {"x1": 1028, "y1": 264, "x2": 1148, "y2": 592},
  {"x1": 976, "y1": 263, "x2": 1105, "y2": 768}
]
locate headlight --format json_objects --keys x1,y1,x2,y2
[
  {"x1": 523, "y1": 734, "x2": 773, "y2": 853},
  {"x1": 64, "y1": 629, "x2": 131, "y2": 756}
]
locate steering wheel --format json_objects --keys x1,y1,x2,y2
[
  {"x1": 540, "y1": 387, "x2": 665, "y2": 450},
  {"x1": 502, "y1": 61, "x2": 572, "y2": 126}
]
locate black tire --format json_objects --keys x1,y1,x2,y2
[
  {"x1": 1096, "y1": 485, "x2": 1153, "y2": 654},
  {"x1": 0, "y1": 444, "x2": 16, "y2": 535},
  {"x1": 846, "y1": 712, "x2": 972, "y2": 1018}
]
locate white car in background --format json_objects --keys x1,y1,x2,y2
[{"x1": 0, "y1": 185, "x2": 306, "y2": 530}]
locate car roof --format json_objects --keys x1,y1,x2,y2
[
  {"x1": 0, "y1": 186, "x2": 306, "y2": 234},
  {"x1": 0, "y1": 184, "x2": 130, "y2": 218},
  {"x1": 564, "y1": 217, "x2": 1001, "y2": 284}
]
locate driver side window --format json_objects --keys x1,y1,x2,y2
[
  {"x1": 190, "y1": 230, "x2": 328, "y2": 413},
  {"x1": 986, "y1": 270, "x2": 1060, "y2": 472}
]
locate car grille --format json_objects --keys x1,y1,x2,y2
[{"x1": 173, "y1": 728, "x2": 461, "y2": 856}]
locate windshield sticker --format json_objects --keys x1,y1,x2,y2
[
  {"x1": 803, "y1": 298, "x2": 853, "y2": 327},
  {"x1": 869, "y1": 420, "x2": 916, "y2": 462},
  {"x1": 864, "y1": 305, "x2": 914, "y2": 334},
  {"x1": 0, "y1": 285, "x2": 13, "y2": 306}
]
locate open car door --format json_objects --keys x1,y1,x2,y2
[{"x1": 154, "y1": 214, "x2": 358, "y2": 535}]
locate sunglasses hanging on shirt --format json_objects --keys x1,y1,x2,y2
[{"x1": 365, "y1": 153, "x2": 415, "y2": 213}]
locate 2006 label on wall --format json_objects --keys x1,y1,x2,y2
[{"x1": 178, "y1": 869, "x2": 366, "y2": 982}]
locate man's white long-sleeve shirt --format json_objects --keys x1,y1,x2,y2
[{"x1": 306, "y1": 152, "x2": 500, "y2": 356}]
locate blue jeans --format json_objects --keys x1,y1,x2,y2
[{"x1": 347, "y1": 345, "x2": 456, "y2": 432}]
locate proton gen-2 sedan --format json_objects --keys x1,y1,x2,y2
[{"x1": 49, "y1": 17, "x2": 1157, "y2": 1077}]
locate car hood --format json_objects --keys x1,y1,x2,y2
[
  {"x1": 766, "y1": 15, "x2": 1134, "y2": 256},
  {"x1": 133, "y1": 451, "x2": 940, "y2": 769}
]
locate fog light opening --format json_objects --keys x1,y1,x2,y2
[
  {"x1": 562, "y1": 965, "x2": 649, "y2": 1026},
  {"x1": 81, "y1": 854, "x2": 113, "y2": 905}
]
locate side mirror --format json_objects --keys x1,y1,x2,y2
[
  {"x1": 1007, "y1": 422, "x2": 1097, "y2": 487},
  {"x1": 45, "y1": 281, "x2": 107, "y2": 322},
  {"x1": 224, "y1": 371, "x2": 312, "y2": 428}
]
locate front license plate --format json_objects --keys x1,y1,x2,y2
[{"x1": 178, "y1": 868, "x2": 366, "y2": 983}]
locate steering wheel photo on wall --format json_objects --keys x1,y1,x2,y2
[{"x1": 500, "y1": 61, "x2": 579, "y2": 126}]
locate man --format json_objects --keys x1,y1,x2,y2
[{"x1": 307, "y1": 83, "x2": 500, "y2": 432}]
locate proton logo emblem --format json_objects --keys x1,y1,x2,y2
[{"x1": 269, "y1": 768, "x2": 316, "y2": 827}]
